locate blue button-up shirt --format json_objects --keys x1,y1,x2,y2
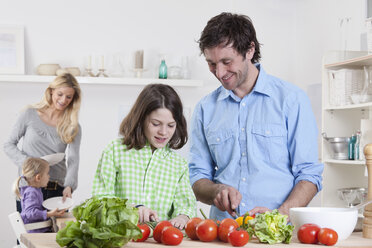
[{"x1": 188, "y1": 65, "x2": 323, "y2": 220}]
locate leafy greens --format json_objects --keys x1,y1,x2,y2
[
  {"x1": 246, "y1": 209, "x2": 294, "y2": 244},
  {"x1": 56, "y1": 196, "x2": 141, "y2": 248}
]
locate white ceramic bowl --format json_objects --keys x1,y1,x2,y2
[
  {"x1": 36, "y1": 64, "x2": 61, "y2": 75},
  {"x1": 290, "y1": 207, "x2": 358, "y2": 241}
]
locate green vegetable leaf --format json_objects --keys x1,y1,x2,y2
[
  {"x1": 56, "y1": 196, "x2": 141, "y2": 248},
  {"x1": 246, "y1": 209, "x2": 294, "y2": 244}
]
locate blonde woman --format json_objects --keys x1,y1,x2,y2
[{"x1": 4, "y1": 73, "x2": 82, "y2": 213}]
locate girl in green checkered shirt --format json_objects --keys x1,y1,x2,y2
[{"x1": 92, "y1": 84, "x2": 196, "y2": 229}]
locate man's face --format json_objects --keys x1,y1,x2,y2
[{"x1": 204, "y1": 44, "x2": 254, "y2": 92}]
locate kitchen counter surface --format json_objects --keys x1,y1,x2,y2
[{"x1": 20, "y1": 232, "x2": 372, "y2": 248}]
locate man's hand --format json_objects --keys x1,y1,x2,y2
[
  {"x1": 248, "y1": 206, "x2": 271, "y2": 217},
  {"x1": 213, "y1": 184, "x2": 242, "y2": 217},
  {"x1": 192, "y1": 179, "x2": 242, "y2": 218}
]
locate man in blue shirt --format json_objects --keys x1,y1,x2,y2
[{"x1": 188, "y1": 12, "x2": 324, "y2": 221}]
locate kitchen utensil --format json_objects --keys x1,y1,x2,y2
[
  {"x1": 351, "y1": 199, "x2": 372, "y2": 211},
  {"x1": 338, "y1": 187, "x2": 366, "y2": 207},
  {"x1": 290, "y1": 207, "x2": 358, "y2": 241},
  {"x1": 322, "y1": 133, "x2": 350, "y2": 160},
  {"x1": 41, "y1": 153, "x2": 65, "y2": 166},
  {"x1": 363, "y1": 144, "x2": 372, "y2": 238},
  {"x1": 42, "y1": 197, "x2": 74, "y2": 211}
]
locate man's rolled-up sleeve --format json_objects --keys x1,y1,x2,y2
[{"x1": 286, "y1": 90, "x2": 324, "y2": 191}]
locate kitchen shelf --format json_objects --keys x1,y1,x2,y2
[
  {"x1": 324, "y1": 102, "x2": 372, "y2": 110},
  {"x1": 321, "y1": 51, "x2": 370, "y2": 208},
  {"x1": 324, "y1": 159, "x2": 366, "y2": 165},
  {"x1": 324, "y1": 53, "x2": 372, "y2": 70},
  {"x1": 0, "y1": 75, "x2": 204, "y2": 87}
]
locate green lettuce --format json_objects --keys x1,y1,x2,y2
[
  {"x1": 246, "y1": 209, "x2": 294, "y2": 244},
  {"x1": 56, "y1": 196, "x2": 141, "y2": 248}
]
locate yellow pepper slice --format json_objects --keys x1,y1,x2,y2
[{"x1": 236, "y1": 215, "x2": 254, "y2": 227}]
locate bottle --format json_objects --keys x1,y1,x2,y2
[
  {"x1": 159, "y1": 60, "x2": 167, "y2": 79},
  {"x1": 354, "y1": 131, "x2": 361, "y2": 160},
  {"x1": 348, "y1": 135, "x2": 356, "y2": 160}
]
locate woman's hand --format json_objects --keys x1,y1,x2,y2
[
  {"x1": 62, "y1": 186, "x2": 72, "y2": 202},
  {"x1": 170, "y1": 214, "x2": 189, "y2": 229},
  {"x1": 47, "y1": 208, "x2": 66, "y2": 218},
  {"x1": 137, "y1": 206, "x2": 159, "y2": 223}
]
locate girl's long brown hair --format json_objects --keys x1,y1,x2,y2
[{"x1": 119, "y1": 84, "x2": 187, "y2": 150}]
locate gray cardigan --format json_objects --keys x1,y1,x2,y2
[{"x1": 4, "y1": 108, "x2": 81, "y2": 191}]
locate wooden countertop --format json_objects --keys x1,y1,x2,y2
[{"x1": 20, "y1": 232, "x2": 372, "y2": 248}]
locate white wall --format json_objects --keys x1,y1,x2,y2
[{"x1": 0, "y1": 0, "x2": 367, "y2": 246}]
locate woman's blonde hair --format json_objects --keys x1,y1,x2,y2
[
  {"x1": 13, "y1": 157, "x2": 49, "y2": 199},
  {"x1": 31, "y1": 73, "x2": 81, "y2": 143}
]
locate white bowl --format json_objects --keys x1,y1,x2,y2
[
  {"x1": 290, "y1": 207, "x2": 358, "y2": 241},
  {"x1": 36, "y1": 64, "x2": 61, "y2": 75}
]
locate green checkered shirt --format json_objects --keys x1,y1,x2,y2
[{"x1": 92, "y1": 138, "x2": 196, "y2": 220}]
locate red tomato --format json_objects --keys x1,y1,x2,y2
[
  {"x1": 297, "y1": 223, "x2": 320, "y2": 244},
  {"x1": 228, "y1": 229, "x2": 250, "y2": 247},
  {"x1": 133, "y1": 223, "x2": 151, "y2": 242},
  {"x1": 218, "y1": 218, "x2": 239, "y2": 242},
  {"x1": 185, "y1": 217, "x2": 202, "y2": 240},
  {"x1": 318, "y1": 228, "x2": 338, "y2": 246},
  {"x1": 161, "y1": 226, "x2": 183, "y2": 245},
  {"x1": 196, "y1": 219, "x2": 218, "y2": 242},
  {"x1": 153, "y1": 220, "x2": 172, "y2": 243}
]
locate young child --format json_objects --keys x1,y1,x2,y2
[
  {"x1": 13, "y1": 157, "x2": 66, "y2": 233},
  {"x1": 92, "y1": 84, "x2": 196, "y2": 229}
]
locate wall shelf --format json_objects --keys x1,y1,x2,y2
[
  {"x1": 0, "y1": 75, "x2": 204, "y2": 87},
  {"x1": 324, "y1": 159, "x2": 365, "y2": 165},
  {"x1": 321, "y1": 51, "x2": 370, "y2": 208},
  {"x1": 324, "y1": 102, "x2": 372, "y2": 110},
  {"x1": 324, "y1": 53, "x2": 372, "y2": 70}
]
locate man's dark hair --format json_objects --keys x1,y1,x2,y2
[{"x1": 198, "y1": 12, "x2": 261, "y2": 63}]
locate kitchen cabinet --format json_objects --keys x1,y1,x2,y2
[{"x1": 321, "y1": 51, "x2": 372, "y2": 208}]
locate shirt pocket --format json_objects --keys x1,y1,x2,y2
[
  {"x1": 206, "y1": 130, "x2": 234, "y2": 170},
  {"x1": 251, "y1": 123, "x2": 288, "y2": 164}
]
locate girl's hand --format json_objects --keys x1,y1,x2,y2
[
  {"x1": 137, "y1": 206, "x2": 159, "y2": 223},
  {"x1": 170, "y1": 214, "x2": 189, "y2": 229},
  {"x1": 47, "y1": 208, "x2": 66, "y2": 218},
  {"x1": 62, "y1": 186, "x2": 72, "y2": 202}
]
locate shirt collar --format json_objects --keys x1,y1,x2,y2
[
  {"x1": 143, "y1": 142, "x2": 171, "y2": 158},
  {"x1": 216, "y1": 64, "x2": 272, "y2": 101}
]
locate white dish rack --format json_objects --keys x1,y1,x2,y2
[{"x1": 328, "y1": 69, "x2": 364, "y2": 106}]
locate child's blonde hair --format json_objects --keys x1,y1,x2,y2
[{"x1": 13, "y1": 157, "x2": 49, "y2": 199}]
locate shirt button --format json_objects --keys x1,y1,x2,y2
[
  {"x1": 216, "y1": 138, "x2": 220, "y2": 142},
  {"x1": 241, "y1": 128, "x2": 245, "y2": 132},
  {"x1": 241, "y1": 202, "x2": 246, "y2": 207},
  {"x1": 242, "y1": 103, "x2": 246, "y2": 106},
  {"x1": 266, "y1": 130, "x2": 271, "y2": 135},
  {"x1": 242, "y1": 152, "x2": 246, "y2": 156},
  {"x1": 242, "y1": 177, "x2": 246, "y2": 182}
]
